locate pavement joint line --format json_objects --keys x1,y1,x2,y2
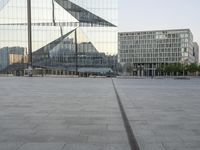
[
  {"x1": 15, "y1": 142, "x2": 25, "y2": 150},
  {"x1": 111, "y1": 78, "x2": 140, "y2": 150}
]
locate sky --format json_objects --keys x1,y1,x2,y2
[{"x1": 119, "y1": 0, "x2": 200, "y2": 47}]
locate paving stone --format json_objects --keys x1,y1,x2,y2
[
  {"x1": 0, "y1": 77, "x2": 130, "y2": 150},
  {"x1": 0, "y1": 142, "x2": 23, "y2": 150},
  {"x1": 18, "y1": 143, "x2": 65, "y2": 150},
  {"x1": 114, "y1": 78, "x2": 200, "y2": 150},
  {"x1": 62, "y1": 143, "x2": 104, "y2": 150}
]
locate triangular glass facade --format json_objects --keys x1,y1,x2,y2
[
  {"x1": 55, "y1": 0, "x2": 115, "y2": 27},
  {"x1": 0, "y1": 0, "x2": 118, "y2": 72}
]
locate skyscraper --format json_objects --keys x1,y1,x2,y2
[{"x1": 0, "y1": 0, "x2": 118, "y2": 72}]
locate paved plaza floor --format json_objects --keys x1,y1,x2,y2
[
  {"x1": 114, "y1": 78, "x2": 200, "y2": 150},
  {"x1": 0, "y1": 77, "x2": 200, "y2": 150},
  {"x1": 0, "y1": 77, "x2": 129, "y2": 150}
]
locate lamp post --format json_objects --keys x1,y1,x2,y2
[{"x1": 27, "y1": 0, "x2": 32, "y2": 77}]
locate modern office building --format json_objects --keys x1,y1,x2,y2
[
  {"x1": 0, "y1": 0, "x2": 118, "y2": 74},
  {"x1": 0, "y1": 48, "x2": 8, "y2": 71},
  {"x1": 0, "y1": 47, "x2": 26, "y2": 71},
  {"x1": 119, "y1": 29, "x2": 199, "y2": 76},
  {"x1": 193, "y1": 42, "x2": 199, "y2": 63}
]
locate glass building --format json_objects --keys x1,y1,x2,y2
[{"x1": 0, "y1": 0, "x2": 118, "y2": 74}]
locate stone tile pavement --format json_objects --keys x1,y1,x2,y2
[
  {"x1": 1, "y1": 77, "x2": 200, "y2": 150},
  {"x1": 0, "y1": 77, "x2": 129, "y2": 150},
  {"x1": 114, "y1": 78, "x2": 200, "y2": 150}
]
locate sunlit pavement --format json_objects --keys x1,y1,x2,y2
[{"x1": 0, "y1": 77, "x2": 200, "y2": 150}]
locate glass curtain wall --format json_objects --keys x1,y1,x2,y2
[{"x1": 0, "y1": 0, "x2": 118, "y2": 71}]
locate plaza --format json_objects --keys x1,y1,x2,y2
[{"x1": 0, "y1": 77, "x2": 200, "y2": 150}]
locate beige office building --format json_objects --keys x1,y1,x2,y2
[{"x1": 119, "y1": 29, "x2": 199, "y2": 76}]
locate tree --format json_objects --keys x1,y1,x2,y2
[
  {"x1": 173, "y1": 63, "x2": 181, "y2": 76},
  {"x1": 163, "y1": 63, "x2": 185, "y2": 76},
  {"x1": 165, "y1": 64, "x2": 176, "y2": 76},
  {"x1": 157, "y1": 64, "x2": 165, "y2": 73},
  {"x1": 198, "y1": 65, "x2": 200, "y2": 76},
  {"x1": 187, "y1": 63, "x2": 198, "y2": 75}
]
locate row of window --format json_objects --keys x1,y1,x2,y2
[
  {"x1": 121, "y1": 53, "x2": 182, "y2": 57},
  {"x1": 119, "y1": 38, "x2": 189, "y2": 44},
  {"x1": 119, "y1": 32, "x2": 189, "y2": 38},
  {"x1": 120, "y1": 44, "x2": 186, "y2": 49},
  {"x1": 120, "y1": 30, "x2": 189, "y2": 35},
  {"x1": 120, "y1": 57, "x2": 181, "y2": 63},
  {"x1": 120, "y1": 49, "x2": 182, "y2": 53}
]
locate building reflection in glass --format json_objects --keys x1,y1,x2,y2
[{"x1": 0, "y1": 0, "x2": 118, "y2": 73}]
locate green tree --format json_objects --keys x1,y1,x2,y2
[
  {"x1": 158, "y1": 64, "x2": 165, "y2": 71},
  {"x1": 187, "y1": 63, "x2": 198, "y2": 74},
  {"x1": 198, "y1": 65, "x2": 200, "y2": 75},
  {"x1": 173, "y1": 63, "x2": 181, "y2": 75},
  {"x1": 181, "y1": 63, "x2": 187, "y2": 76},
  {"x1": 164, "y1": 63, "x2": 185, "y2": 76},
  {"x1": 165, "y1": 64, "x2": 170, "y2": 75}
]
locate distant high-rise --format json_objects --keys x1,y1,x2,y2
[
  {"x1": 0, "y1": 47, "x2": 26, "y2": 71},
  {"x1": 119, "y1": 29, "x2": 198, "y2": 76},
  {"x1": 0, "y1": 0, "x2": 118, "y2": 72}
]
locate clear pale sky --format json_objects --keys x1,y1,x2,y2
[{"x1": 119, "y1": 0, "x2": 200, "y2": 47}]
